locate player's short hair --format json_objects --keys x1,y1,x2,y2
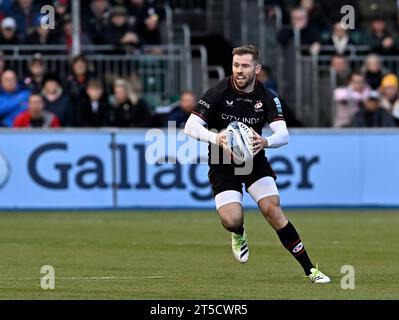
[{"x1": 232, "y1": 45, "x2": 260, "y2": 64}]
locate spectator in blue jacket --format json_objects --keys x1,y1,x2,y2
[{"x1": 0, "y1": 69, "x2": 31, "y2": 127}]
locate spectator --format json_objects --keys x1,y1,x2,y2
[
  {"x1": 0, "y1": 0, "x2": 13, "y2": 11},
  {"x1": 53, "y1": 0, "x2": 70, "y2": 22},
  {"x1": 50, "y1": 0, "x2": 70, "y2": 42},
  {"x1": 41, "y1": 74, "x2": 73, "y2": 126},
  {"x1": 128, "y1": 0, "x2": 161, "y2": 45},
  {"x1": 361, "y1": 54, "x2": 387, "y2": 90},
  {"x1": 321, "y1": 21, "x2": 354, "y2": 55},
  {"x1": 277, "y1": 6, "x2": 321, "y2": 55},
  {"x1": 75, "y1": 79, "x2": 111, "y2": 127},
  {"x1": 350, "y1": 90, "x2": 395, "y2": 127},
  {"x1": 104, "y1": 6, "x2": 140, "y2": 51},
  {"x1": 57, "y1": 14, "x2": 92, "y2": 53},
  {"x1": 23, "y1": 53, "x2": 46, "y2": 91},
  {"x1": 0, "y1": 17, "x2": 19, "y2": 50},
  {"x1": 26, "y1": 14, "x2": 58, "y2": 47},
  {"x1": 166, "y1": 91, "x2": 196, "y2": 128},
  {"x1": 333, "y1": 71, "x2": 371, "y2": 127},
  {"x1": 67, "y1": 54, "x2": 94, "y2": 105},
  {"x1": 358, "y1": 0, "x2": 398, "y2": 30},
  {"x1": 108, "y1": 78, "x2": 152, "y2": 127},
  {"x1": 299, "y1": 0, "x2": 326, "y2": 30},
  {"x1": 330, "y1": 54, "x2": 351, "y2": 87},
  {"x1": 379, "y1": 74, "x2": 399, "y2": 126},
  {"x1": 84, "y1": 0, "x2": 111, "y2": 45},
  {"x1": 0, "y1": 51, "x2": 6, "y2": 77},
  {"x1": 363, "y1": 16, "x2": 399, "y2": 55},
  {"x1": 13, "y1": 92, "x2": 61, "y2": 128},
  {"x1": 0, "y1": 70, "x2": 30, "y2": 127},
  {"x1": 257, "y1": 65, "x2": 278, "y2": 93},
  {"x1": 320, "y1": 0, "x2": 360, "y2": 27},
  {"x1": 7, "y1": 0, "x2": 40, "y2": 41}
]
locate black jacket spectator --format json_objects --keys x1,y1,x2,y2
[
  {"x1": 320, "y1": 0, "x2": 360, "y2": 26},
  {"x1": 83, "y1": 0, "x2": 112, "y2": 45},
  {"x1": 362, "y1": 17, "x2": 399, "y2": 56},
  {"x1": 74, "y1": 79, "x2": 111, "y2": 127},
  {"x1": 108, "y1": 78, "x2": 152, "y2": 127},
  {"x1": 351, "y1": 107, "x2": 396, "y2": 127},
  {"x1": 109, "y1": 99, "x2": 152, "y2": 127},
  {"x1": 277, "y1": 7, "x2": 320, "y2": 55},
  {"x1": 23, "y1": 53, "x2": 46, "y2": 92},
  {"x1": 66, "y1": 55, "x2": 94, "y2": 106},
  {"x1": 25, "y1": 15, "x2": 58, "y2": 49},
  {"x1": 104, "y1": 6, "x2": 140, "y2": 53},
  {"x1": 75, "y1": 93, "x2": 111, "y2": 127},
  {"x1": 350, "y1": 91, "x2": 396, "y2": 127},
  {"x1": 128, "y1": 0, "x2": 161, "y2": 45}
]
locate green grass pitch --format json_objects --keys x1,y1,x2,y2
[{"x1": 0, "y1": 210, "x2": 398, "y2": 300}]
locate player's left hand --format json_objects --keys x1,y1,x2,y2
[{"x1": 250, "y1": 128, "x2": 268, "y2": 156}]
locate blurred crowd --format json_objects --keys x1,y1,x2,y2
[
  {"x1": 272, "y1": 0, "x2": 399, "y2": 127},
  {"x1": 1, "y1": 0, "x2": 399, "y2": 128},
  {"x1": 0, "y1": 0, "x2": 163, "y2": 50},
  {"x1": 0, "y1": 0, "x2": 173, "y2": 129}
]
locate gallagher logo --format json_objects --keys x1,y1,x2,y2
[{"x1": 0, "y1": 152, "x2": 10, "y2": 189}]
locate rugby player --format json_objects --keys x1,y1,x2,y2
[{"x1": 184, "y1": 45, "x2": 330, "y2": 283}]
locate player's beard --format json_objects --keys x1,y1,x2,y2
[{"x1": 233, "y1": 72, "x2": 256, "y2": 91}]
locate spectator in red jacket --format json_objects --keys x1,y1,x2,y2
[{"x1": 13, "y1": 92, "x2": 61, "y2": 128}]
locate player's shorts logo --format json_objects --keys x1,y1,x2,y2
[
  {"x1": 292, "y1": 242, "x2": 304, "y2": 253},
  {"x1": 0, "y1": 152, "x2": 10, "y2": 190}
]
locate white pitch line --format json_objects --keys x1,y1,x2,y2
[{"x1": 0, "y1": 276, "x2": 165, "y2": 281}]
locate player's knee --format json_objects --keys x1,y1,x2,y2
[
  {"x1": 262, "y1": 196, "x2": 280, "y2": 215},
  {"x1": 221, "y1": 216, "x2": 243, "y2": 233}
]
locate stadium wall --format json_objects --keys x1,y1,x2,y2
[{"x1": 0, "y1": 129, "x2": 398, "y2": 209}]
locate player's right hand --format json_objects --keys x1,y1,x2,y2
[
  {"x1": 216, "y1": 130, "x2": 231, "y2": 156},
  {"x1": 216, "y1": 130, "x2": 226, "y2": 147}
]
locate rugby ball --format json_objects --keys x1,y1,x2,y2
[{"x1": 225, "y1": 121, "x2": 254, "y2": 162}]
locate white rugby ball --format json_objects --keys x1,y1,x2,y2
[{"x1": 225, "y1": 121, "x2": 254, "y2": 162}]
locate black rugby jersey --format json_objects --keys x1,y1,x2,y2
[{"x1": 193, "y1": 76, "x2": 285, "y2": 168}]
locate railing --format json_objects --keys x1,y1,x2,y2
[
  {"x1": 168, "y1": 0, "x2": 206, "y2": 11},
  {"x1": 285, "y1": 39, "x2": 399, "y2": 127},
  {"x1": 207, "y1": 65, "x2": 225, "y2": 87},
  {"x1": 1, "y1": 44, "x2": 193, "y2": 106},
  {"x1": 191, "y1": 45, "x2": 208, "y2": 97}
]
